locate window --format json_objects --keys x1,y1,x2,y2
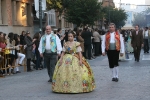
[
  {"x1": 0, "y1": 0, "x2": 7, "y2": 25},
  {"x1": 65, "y1": 20, "x2": 70, "y2": 28},
  {"x1": 48, "y1": 9, "x2": 56, "y2": 26},
  {"x1": 11, "y1": 0, "x2": 31, "y2": 26}
]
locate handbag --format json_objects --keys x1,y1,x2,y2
[{"x1": 0, "y1": 42, "x2": 6, "y2": 49}]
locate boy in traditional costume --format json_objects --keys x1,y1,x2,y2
[{"x1": 102, "y1": 23, "x2": 125, "y2": 82}]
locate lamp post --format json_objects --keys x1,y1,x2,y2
[
  {"x1": 119, "y1": 0, "x2": 121, "y2": 9},
  {"x1": 58, "y1": 16, "x2": 61, "y2": 28},
  {"x1": 39, "y1": 0, "x2": 42, "y2": 33},
  {"x1": 109, "y1": 10, "x2": 110, "y2": 23},
  {"x1": 109, "y1": 10, "x2": 113, "y2": 24}
]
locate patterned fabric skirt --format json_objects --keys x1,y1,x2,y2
[
  {"x1": 52, "y1": 54, "x2": 95, "y2": 93},
  {"x1": 127, "y1": 39, "x2": 133, "y2": 52}
]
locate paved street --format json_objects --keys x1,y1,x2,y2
[{"x1": 0, "y1": 52, "x2": 150, "y2": 100}]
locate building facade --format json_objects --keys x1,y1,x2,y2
[
  {"x1": 102, "y1": 0, "x2": 115, "y2": 7},
  {"x1": 47, "y1": 10, "x2": 74, "y2": 31},
  {"x1": 0, "y1": 0, "x2": 33, "y2": 34},
  {"x1": 145, "y1": 0, "x2": 150, "y2": 5},
  {"x1": 93, "y1": 0, "x2": 115, "y2": 29}
]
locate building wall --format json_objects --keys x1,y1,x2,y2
[
  {"x1": 102, "y1": 0, "x2": 115, "y2": 7},
  {"x1": 0, "y1": 0, "x2": 33, "y2": 34},
  {"x1": 145, "y1": 0, "x2": 150, "y2": 5},
  {"x1": 119, "y1": 4, "x2": 148, "y2": 29},
  {"x1": 47, "y1": 10, "x2": 74, "y2": 32}
]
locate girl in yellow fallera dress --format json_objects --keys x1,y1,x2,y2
[{"x1": 52, "y1": 31, "x2": 95, "y2": 93}]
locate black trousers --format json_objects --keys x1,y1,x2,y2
[
  {"x1": 93, "y1": 42, "x2": 100, "y2": 56},
  {"x1": 133, "y1": 46, "x2": 141, "y2": 60},
  {"x1": 44, "y1": 53, "x2": 57, "y2": 79},
  {"x1": 27, "y1": 59, "x2": 31, "y2": 71},
  {"x1": 144, "y1": 39, "x2": 149, "y2": 52},
  {"x1": 107, "y1": 50, "x2": 120, "y2": 68},
  {"x1": 83, "y1": 44, "x2": 91, "y2": 59},
  {"x1": 99, "y1": 42, "x2": 102, "y2": 55}
]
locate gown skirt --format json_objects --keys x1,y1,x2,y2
[{"x1": 52, "y1": 53, "x2": 95, "y2": 93}]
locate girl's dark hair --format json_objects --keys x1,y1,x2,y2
[
  {"x1": 76, "y1": 30, "x2": 82, "y2": 36},
  {"x1": 68, "y1": 31, "x2": 75, "y2": 37},
  {"x1": 0, "y1": 32, "x2": 4, "y2": 43},
  {"x1": 121, "y1": 30, "x2": 125, "y2": 34},
  {"x1": 3, "y1": 33, "x2": 6, "y2": 37},
  {"x1": 13, "y1": 34, "x2": 19, "y2": 41},
  {"x1": 54, "y1": 30, "x2": 57, "y2": 34},
  {"x1": 0, "y1": 32, "x2": 2, "y2": 35},
  {"x1": 8, "y1": 32, "x2": 14, "y2": 43},
  {"x1": 33, "y1": 32, "x2": 40, "y2": 40},
  {"x1": 83, "y1": 28, "x2": 88, "y2": 31},
  {"x1": 57, "y1": 28, "x2": 61, "y2": 32},
  {"x1": 25, "y1": 32, "x2": 30, "y2": 36},
  {"x1": 21, "y1": 31, "x2": 25, "y2": 35}
]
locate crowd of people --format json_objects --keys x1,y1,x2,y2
[
  {"x1": 0, "y1": 31, "x2": 43, "y2": 76},
  {"x1": 0, "y1": 24, "x2": 150, "y2": 93}
]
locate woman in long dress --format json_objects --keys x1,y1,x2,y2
[
  {"x1": 52, "y1": 31, "x2": 95, "y2": 93},
  {"x1": 127, "y1": 35, "x2": 133, "y2": 53}
]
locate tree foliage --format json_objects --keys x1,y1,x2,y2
[
  {"x1": 102, "y1": 7, "x2": 127, "y2": 28},
  {"x1": 46, "y1": 0, "x2": 63, "y2": 13},
  {"x1": 64, "y1": 0, "x2": 102, "y2": 27},
  {"x1": 46, "y1": 0, "x2": 127, "y2": 28}
]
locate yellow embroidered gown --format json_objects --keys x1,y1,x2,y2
[{"x1": 52, "y1": 42, "x2": 95, "y2": 93}]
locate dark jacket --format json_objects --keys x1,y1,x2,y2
[
  {"x1": 20, "y1": 35, "x2": 25, "y2": 45},
  {"x1": 34, "y1": 40, "x2": 40, "y2": 54},
  {"x1": 131, "y1": 30, "x2": 143, "y2": 48},
  {"x1": 81, "y1": 31, "x2": 92, "y2": 45},
  {"x1": 24, "y1": 36, "x2": 34, "y2": 59},
  {"x1": 57, "y1": 34, "x2": 64, "y2": 47}
]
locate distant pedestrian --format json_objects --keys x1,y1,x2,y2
[
  {"x1": 131, "y1": 25, "x2": 143, "y2": 62},
  {"x1": 81, "y1": 28, "x2": 93, "y2": 60},
  {"x1": 143, "y1": 27, "x2": 150, "y2": 53}
]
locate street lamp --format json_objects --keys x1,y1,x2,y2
[
  {"x1": 39, "y1": 0, "x2": 42, "y2": 33},
  {"x1": 108, "y1": 8, "x2": 117, "y2": 24},
  {"x1": 119, "y1": 0, "x2": 121, "y2": 9},
  {"x1": 58, "y1": 15, "x2": 62, "y2": 28},
  {"x1": 109, "y1": 10, "x2": 113, "y2": 24}
]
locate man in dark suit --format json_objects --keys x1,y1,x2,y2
[
  {"x1": 131, "y1": 25, "x2": 143, "y2": 62},
  {"x1": 81, "y1": 28, "x2": 92, "y2": 60}
]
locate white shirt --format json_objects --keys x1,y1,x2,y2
[
  {"x1": 38, "y1": 33, "x2": 62, "y2": 54},
  {"x1": 45, "y1": 34, "x2": 51, "y2": 50},
  {"x1": 145, "y1": 30, "x2": 148, "y2": 37},
  {"x1": 110, "y1": 32, "x2": 115, "y2": 43},
  {"x1": 136, "y1": 31, "x2": 138, "y2": 35},
  {"x1": 101, "y1": 32, "x2": 124, "y2": 53}
]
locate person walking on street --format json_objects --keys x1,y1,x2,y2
[
  {"x1": 24, "y1": 32, "x2": 36, "y2": 72},
  {"x1": 81, "y1": 28, "x2": 93, "y2": 60},
  {"x1": 38, "y1": 25, "x2": 62, "y2": 82},
  {"x1": 93, "y1": 28, "x2": 101, "y2": 56},
  {"x1": 131, "y1": 25, "x2": 143, "y2": 62},
  {"x1": 143, "y1": 27, "x2": 149, "y2": 53},
  {"x1": 102, "y1": 23, "x2": 124, "y2": 82}
]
